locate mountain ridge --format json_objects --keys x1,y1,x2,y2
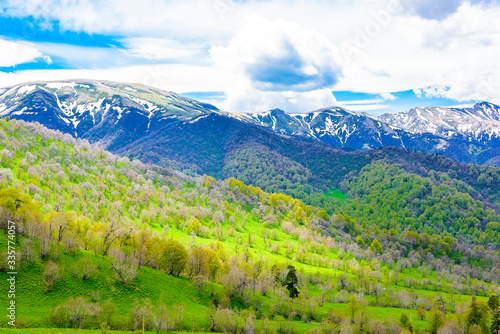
[
  {"x1": 1, "y1": 79, "x2": 500, "y2": 166},
  {"x1": 239, "y1": 101, "x2": 500, "y2": 165}
]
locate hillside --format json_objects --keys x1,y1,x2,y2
[{"x1": 0, "y1": 119, "x2": 499, "y2": 333}]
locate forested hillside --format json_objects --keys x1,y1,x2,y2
[{"x1": 0, "y1": 119, "x2": 499, "y2": 334}]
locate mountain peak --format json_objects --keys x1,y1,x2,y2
[
  {"x1": 268, "y1": 108, "x2": 286, "y2": 114},
  {"x1": 0, "y1": 79, "x2": 219, "y2": 141}
]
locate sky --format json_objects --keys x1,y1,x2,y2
[{"x1": 0, "y1": 0, "x2": 499, "y2": 115}]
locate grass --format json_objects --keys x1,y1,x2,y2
[
  {"x1": 0, "y1": 207, "x2": 484, "y2": 333},
  {"x1": 0, "y1": 329, "x2": 156, "y2": 334},
  {"x1": 324, "y1": 189, "x2": 346, "y2": 202},
  {"x1": 0, "y1": 233, "x2": 212, "y2": 329}
]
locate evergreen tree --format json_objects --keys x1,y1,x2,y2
[
  {"x1": 399, "y1": 313, "x2": 410, "y2": 330},
  {"x1": 283, "y1": 265, "x2": 299, "y2": 299},
  {"x1": 489, "y1": 294, "x2": 500, "y2": 334}
]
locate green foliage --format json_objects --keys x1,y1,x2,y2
[
  {"x1": 370, "y1": 239, "x2": 383, "y2": 254},
  {"x1": 0, "y1": 119, "x2": 499, "y2": 334},
  {"x1": 466, "y1": 296, "x2": 490, "y2": 334},
  {"x1": 316, "y1": 209, "x2": 328, "y2": 220},
  {"x1": 416, "y1": 307, "x2": 426, "y2": 321},
  {"x1": 399, "y1": 312, "x2": 410, "y2": 330},
  {"x1": 338, "y1": 162, "x2": 500, "y2": 250},
  {"x1": 489, "y1": 294, "x2": 500, "y2": 334},
  {"x1": 427, "y1": 307, "x2": 444, "y2": 334},
  {"x1": 158, "y1": 239, "x2": 188, "y2": 276},
  {"x1": 282, "y1": 265, "x2": 299, "y2": 299},
  {"x1": 51, "y1": 296, "x2": 99, "y2": 329}
]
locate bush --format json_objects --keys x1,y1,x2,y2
[
  {"x1": 70, "y1": 257, "x2": 97, "y2": 280},
  {"x1": 212, "y1": 308, "x2": 240, "y2": 333},
  {"x1": 43, "y1": 260, "x2": 62, "y2": 292},
  {"x1": 51, "y1": 296, "x2": 99, "y2": 329}
]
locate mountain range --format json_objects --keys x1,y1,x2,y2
[
  {"x1": 238, "y1": 103, "x2": 500, "y2": 165},
  {"x1": 1, "y1": 79, "x2": 500, "y2": 168}
]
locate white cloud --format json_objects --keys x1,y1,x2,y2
[
  {"x1": 333, "y1": 2, "x2": 500, "y2": 106},
  {"x1": 121, "y1": 38, "x2": 204, "y2": 61},
  {"x1": 0, "y1": 39, "x2": 43, "y2": 67},
  {"x1": 414, "y1": 85, "x2": 450, "y2": 99},
  {"x1": 380, "y1": 93, "x2": 396, "y2": 101},
  {"x1": 338, "y1": 99, "x2": 386, "y2": 105},
  {"x1": 210, "y1": 17, "x2": 341, "y2": 112},
  {"x1": 222, "y1": 86, "x2": 337, "y2": 113},
  {"x1": 0, "y1": 63, "x2": 230, "y2": 101},
  {"x1": 3, "y1": 0, "x2": 500, "y2": 111}
]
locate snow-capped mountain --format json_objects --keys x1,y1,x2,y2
[
  {"x1": 380, "y1": 102, "x2": 500, "y2": 147},
  {"x1": 0, "y1": 80, "x2": 218, "y2": 148},
  {"x1": 1, "y1": 79, "x2": 500, "y2": 166},
  {"x1": 237, "y1": 102, "x2": 500, "y2": 166},
  {"x1": 237, "y1": 107, "x2": 409, "y2": 149}
]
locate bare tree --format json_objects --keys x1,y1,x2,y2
[{"x1": 109, "y1": 248, "x2": 137, "y2": 285}]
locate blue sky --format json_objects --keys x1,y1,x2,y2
[{"x1": 0, "y1": 0, "x2": 499, "y2": 114}]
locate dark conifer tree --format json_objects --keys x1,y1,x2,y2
[{"x1": 283, "y1": 265, "x2": 299, "y2": 299}]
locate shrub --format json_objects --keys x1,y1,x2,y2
[
  {"x1": 43, "y1": 260, "x2": 62, "y2": 292},
  {"x1": 70, "y1": 257, "x2": 97, "y2": 280},
  {"x1": 51, "y1": 296, "x2": 99, "y2": 329}
]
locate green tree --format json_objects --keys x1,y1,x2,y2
[
  {"x1": 417, "y1": 307, "x2": 427, "y2": 321},
  {"x1": 466, "y1": 296, "x2": 490, "y2": 334},
  {"x1": 282, "y1": 265, "x2": 299, "y2": 299},
  {"x1": 316, "y1": 209, "x2": 328, "y2": 220},
  {"x1": 427, "y1": 307, "x2": 444, "y2": 334},
  {"x1": 356, "y1": 236, "x2": 365, "y2": 247},
  {"x1": 399, "y1": 313, "x2": 411, "y2": 330},
  {"x1": 370, "y1": 239, "x2": 383, "y2": 254},
  {"x1": 158, "y1": 239, "x2": 188, "y2": 276},
  {"x1": 489, "y1": 294, "x2": 500, "y2": 334}
]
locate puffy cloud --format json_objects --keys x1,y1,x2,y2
[
  {"x1": 210, "y1": 17, "x2": 341, "y2": 112},
  {"x1": 221, "y1": 86, "x2": 337, "y2": 113},
  {"x1": 421, "y1": 2, "x2": 500, "y2": 50},
  {"x1": 380, "y1": 93, "x2": 396, "y2": 101},
  {"x1": 0, "y1": 0, "x2": 238, "y2": 39},
  {"x1": 414, "y1": 85, "x2": 451, "y2": 99},
  {"x1": 0, "y1": 39, "x2": 44, "y2": 67}
]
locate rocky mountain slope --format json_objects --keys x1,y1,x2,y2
[
  {"x1": 237, "y1": 107, "x2": 407, "y2": 149},
  {"x1": 0, "y1": 79, "x2": 218, "y2": 150},
  {"x1": 238, "y1": 103, "x2": 500, "y2": 165},
  {"x1": 380, "y1": 102, "x2": 500, "y2": 146}
]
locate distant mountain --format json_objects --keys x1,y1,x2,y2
[
  {"x1": 380, "y1": 102, "x2": 500, "y2": 146},
  {"x1": 1, "y1": 79, "x2": 500, "y2": 167},
  {"x1": 0, "y1": 79, "x2": 218, "y2": 150},
  {"x1": 237, "y1": 107, "x2": 408, "y2": 149},
  {"x1": 237, "y1": 103, "x2": 500, "y2": 166}
]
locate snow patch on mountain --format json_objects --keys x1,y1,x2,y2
[{"x1": 17, "y1": 85, "x2": 37, "y2": 96}]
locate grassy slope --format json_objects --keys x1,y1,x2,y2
[
  {"x1": 0, "y1": 213, "x2": 488, "y2": 332},
  {"x1": 0, "y1": 120, "x2": 495, "y2": 333}
]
